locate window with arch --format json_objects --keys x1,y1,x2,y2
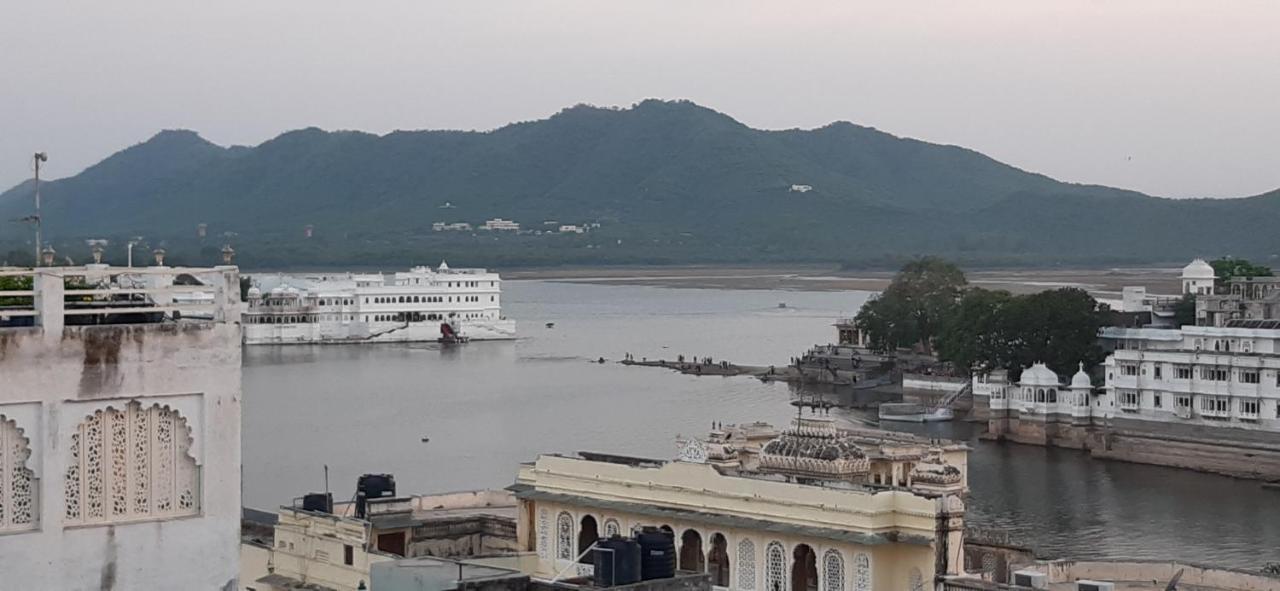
[
  {"x1": 537, "y1": 508, "x2": 551, "y2": 559},
  {"x1": 853, "y1": 554, "x2": 870, "y2": 591},
  {"x1": 64, "y1": 402, "x2": 199, "y2": 525},
  {"x1": 765, "y1": 542, "x2": 786, "y2": 591},
  {"x1": 556, "y1": 511, "x2": 574, "y2": 560},
  {"x1": 0, "y1": 415, "x2": 36, "y2": 532},
  {"x1": 603, "y1": 518, "x2": 621, "y2": 538},
  {"x1": 908, "y1": 567, "x2": 923, "y2": 591},
  {"x1": 737, "y1": 539, "x2": 756, "y2": 590},
  {"x1": 822, "y1": 549, "x2": 844, "y2": 591}
]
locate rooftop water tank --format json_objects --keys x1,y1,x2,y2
[
  {"x1": 636, "y1": 527, "x2": 675, "y2": 581},
  {"x1": 593, "y1": 536, "x2": 642, "y2": 587}
]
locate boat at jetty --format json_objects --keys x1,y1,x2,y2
[
  {"x1": 878, "y1": 402, "x2": 955, "y2": 423},
  {"x1": 242, "y1": 262, "x2": 516, "y2": 345}
]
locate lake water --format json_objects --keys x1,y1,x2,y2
[{"x1": 243, "y1": 280, "x2": 1280, "y2": 570}]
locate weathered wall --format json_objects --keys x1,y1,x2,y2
[
  {"x1": 408, "y1": 515, "x2": 520, "y2": 558},
  {"x1": 986, "y1": 411, "x2": 1280, "y2": 479},
  {"x1": 0, "y1": 320, "x2": 242, "y2": 589}
]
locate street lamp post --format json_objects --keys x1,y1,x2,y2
[{"x1": 32, "y1": 152, "x2": 48, "y2": 265}]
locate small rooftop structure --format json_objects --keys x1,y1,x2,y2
[
  {"x1": 1019, "y1": 363, "x2": 1060, "y2": 387},
  {"x1": 1181, "y1": 258, "x2": 1217, "y2": 280}
]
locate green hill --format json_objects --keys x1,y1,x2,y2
[{"x1": 2, "y1": 99, "x2": 1277, "y2": 269}]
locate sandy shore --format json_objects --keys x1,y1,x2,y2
[{"x1": 505, "y1": 265, "x2": 1186, "y2": 297}]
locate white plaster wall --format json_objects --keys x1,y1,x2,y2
[{"x1": 0, "y1": 320, "x2": 242, "y2": 590}]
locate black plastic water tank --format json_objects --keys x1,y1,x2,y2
[
  {"x1": 355, "y1": 473, "x2": 397, "y2": 518},
  {"x1": 301, "y1": 492, "x2": 333, "y2": 513},
  {"x1": 594, "y1": 536, "x2": 642, "y2": 587},
  {"x1": 636, "y1": 527, "x2": 676, "y2": 580}
]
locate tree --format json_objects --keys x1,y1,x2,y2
[
  {"x1": 854, "y1": 257, "x2": 966, "y2": 354},
  {"x1": 1210, "y1": 257, "x2": 1272, "y2": 288},
  {"x1": 1002, "y1": 288, "x2": 1106, "y2": 376},
  {"x1": 936, "y1": 288, "x2": 1014, "y2": 372},
  {"x1": 1173, "y1": 294, "x2": 1196, "y2": 327}
]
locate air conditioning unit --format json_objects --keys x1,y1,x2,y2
[
  {"x1": 1076, "y1": 580, "x2": 1115, "y2": 591},
  {"x1": 1012, "y1": 570, "x2": 1048, "y2": 590}
]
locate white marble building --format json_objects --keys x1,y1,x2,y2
[
  {"x1": 1101, "y1": 325, "x2": 1280, "y2": 429},
  {"x1": 0, "y1": 263, "x2": 242, "y2": 589}
]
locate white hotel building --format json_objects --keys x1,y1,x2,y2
[{"x1": 1101, "y1": 325, "x2": 1280, "y2": 428}]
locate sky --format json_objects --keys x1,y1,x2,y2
[{"x1": 2, "y1": 1, "x2": 1278, "y2": 201}]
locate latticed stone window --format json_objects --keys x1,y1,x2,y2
[
  {"x1": 64, "y1": 402, "x2": 199, "y2": 525},
  {"x1": 822, "y1": 549, "x2": 844, "y2": 591},
  {"x1": 765, "y1": 541, "x2": 786, "y2": 591},
  {"x1": 0, "y1": 415, "x2": 36, "y2": 532},
  {"x1": 737, "y1": 539, "x2": 756, "y2": 590},
  {"x1": 556, "y1": 511, "x2": 574, "y2": 560},
  {"x1": 604, "y1": 518, "x2": 621, "y2": 538},
  {"x1": 853, "y1": 553, "x2": 871, "y2": 591},
  {"x1": 537, "y1": 508, "x2": 551, "y2": 559}
]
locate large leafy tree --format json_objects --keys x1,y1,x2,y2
[
  {"x1": 936, "y1": 288, "x2": 1014, "y2": 372},
  {"x1": 1002, "y1": 288, "x2": 1106, "y2": 376},
  {"x1": 855, "y1": 257, "x2": 966, "y2": 354},
  {"x1": 1210, "y1": 257, "x2": 1272, "y2": 287},
  {"x1": 937, "y1": 287, "x2": 1106, "y2": 376}
]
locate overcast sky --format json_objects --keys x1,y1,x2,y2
[{"x1": 2, "y1": 1, "x2": 1278, "y2": 201}]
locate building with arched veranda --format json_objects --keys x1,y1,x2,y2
[
  {"x1": 0, "y1": 263, "x2": 242, "y2": 588},
  {"x1": 510, "y1": 416, "x2": 968, "y2": 591}
]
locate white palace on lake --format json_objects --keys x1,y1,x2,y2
[
  {"x1": 976, "y1": 260, "x2": 1280, "y2": 479},
  {"x1": 242, "y1": 262, "x2": 515, "y2": 345}
]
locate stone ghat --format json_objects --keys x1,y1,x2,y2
[{"x1": 985, "y1": 413, "x2": 1280, "y2": 482}]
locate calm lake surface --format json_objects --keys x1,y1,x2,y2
[{"x1": 243, "y1": 280, "x2": 1280, "y2": 570}]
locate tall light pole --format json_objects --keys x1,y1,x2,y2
[{"x1": 32, "y1": 152, "x2": 48, "y2": 265}]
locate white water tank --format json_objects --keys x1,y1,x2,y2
[
  {"x1": 1012, "y1": 570, "x2": 1048, "y2": 590},
  {"x1": 1076, "y1": 580, "x2": 1115, "y2": 591}
]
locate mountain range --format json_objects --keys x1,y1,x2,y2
[{"x1": 2, "y1": 99, "x2": 1276, "y2": 269}]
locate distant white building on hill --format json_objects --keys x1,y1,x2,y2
[{"x1": 482, "y1": 218, "x2": 520, "y2": 231}]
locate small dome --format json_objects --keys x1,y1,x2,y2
[
  {"x1": 247, "y1": 287, "x2": 261, "y2": 297},
  {"x1": 438, "y1": 260, "x2": 450, "y2": 271},
  {"x1": 1070, "y1": 363, "x2": 1092, "y2": 389},
  {"x1": 1020, "y1": 363, "x2": 1060, "y2": 387},
  {"x1": 1182, "y1": 258, "x2": 1216, "y2": 280}
]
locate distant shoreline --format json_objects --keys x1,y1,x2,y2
[{"x1": 502, "y1": 264, "x2": 1186, "y2": 297}]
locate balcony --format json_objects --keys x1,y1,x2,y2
[{"x1": 0, "y1": 265, "x2": 240, "y2": 330}]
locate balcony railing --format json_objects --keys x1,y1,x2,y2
[{"x1": 0, "y1": 265, "x2": 240, "y2": 329}]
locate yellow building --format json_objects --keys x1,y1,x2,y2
[{"x1": 509, "y1": 417, "x2": 967, "y2": 591}]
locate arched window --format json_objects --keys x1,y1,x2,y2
[
  {"x1": 537, "y1": 508, "x2": 551, "y2": 560},
  {"x1": 908, "y1": 567, "x2": 924, "y2": 591},
  {"x1": 822, "y1": 550, "x2": 844, "y2": 591},
  {"x1": 680, "y1": 529, "x2": 705, "y2": 572},
  {"x1": 708, "y1": 533, "x2": 730, "y2": 586},
  {"x1": 64, "y1": 402, "x2": 198, "y2": 525},
  {"x1": 765, "y1": 542, "x2": 786, "y2": 591},
  {"x1": 737, "y1": 539, "x2": 756, "y2": 590},
  {"x1": 603, "y1": 518, "x2": 621, "y2": 538},
  {"x1": 0, "y1": 415, "x2": 36, "y2": 532},
  {"x1": 578, "y1": 515, "x2": 599, "y2": 563},
  {"x1": 853, "y1": 554, "x2": 870, "y2": 591},
  {"x1": 556, "y1": 512, "x2": 574, "y2": 561}
]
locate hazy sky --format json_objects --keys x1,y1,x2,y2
[{"x1": 2, "y1": 1, "x2": 1278, "y2": 201}]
